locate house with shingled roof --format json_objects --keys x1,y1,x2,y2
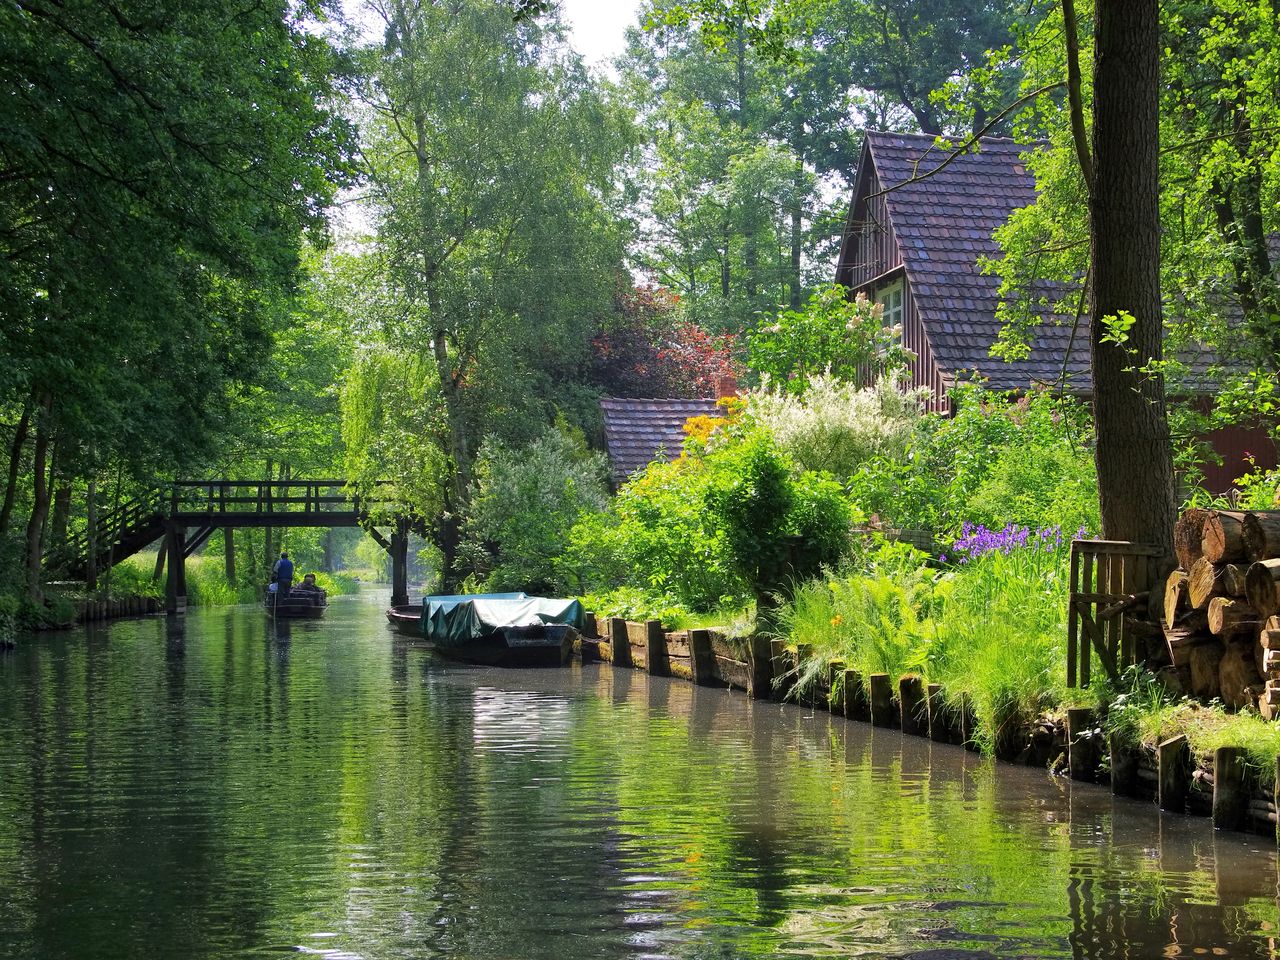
[{"x1": 834, "y1": 129, "x2": 1273, "y2": 493}]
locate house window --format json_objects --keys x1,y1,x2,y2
[{"x1": 877, "y1": 280, "x2": 904, "y2": 329}]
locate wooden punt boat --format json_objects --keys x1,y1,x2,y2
[
  {"x1": 386, "y1": 604, "x2": 422, "y2": 637},
  {"x1": 264, "y1": 589, "x2": 327, "y2": 619},
  {"x1": 390, "y1": 594, "x2": 582, "y2": 666}
]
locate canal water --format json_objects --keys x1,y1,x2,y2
[{"x1": 1, "y1": 590, "x2": 1277, "y2": 959}]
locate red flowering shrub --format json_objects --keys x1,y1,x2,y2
[{"x1": 591, "y1": 283, "x2": 739, "y2": 398}]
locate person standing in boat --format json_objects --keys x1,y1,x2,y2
[{"x1": 272, "y1": 551, "x2": 294, "y2": 596}]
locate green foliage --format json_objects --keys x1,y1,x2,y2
[
  {"x1": 461, "y1": 428, "x2": 611, "y2": 594},
  {"x1": 845, "y1": 384, "x2": 1098, "y2": 537},
  {"x1": 1106, "y1": 667, "x2": 1280, "y2": 771},
  {"x1": 703, "y1": 429, "x2": 853, "y2": 600},
  {"x1": 745, "y1": 286, "x2": 910, "y2": 391},
  {"x1": 781, "y1": 535, "x2": 1070, "y2": 753},
  {"x1": 579, "y1": 456, "x2": 746, "y2": 611},
  {"x1": 578, "y1": 586, "x2": 736, "y2": 631}
]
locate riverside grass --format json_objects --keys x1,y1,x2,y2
[
  {"x1": 121, "y1": 553, "x2": 359, "y2": 607},
  {"x1": 779, "y1": 534, "x2": 1071, "y2": 753}
]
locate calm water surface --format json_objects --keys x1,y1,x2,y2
[{"x1": 1, "y1": 590, "x2": 1278, "y2": 959}]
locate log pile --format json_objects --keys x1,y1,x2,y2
[{"x1": 1164, "y1": 508, "x2": 1280, "y2": 712}]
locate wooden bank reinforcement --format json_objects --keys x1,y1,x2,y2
[{"x1": 577, "y1": 613, "x2": 1280, "y2": 843}]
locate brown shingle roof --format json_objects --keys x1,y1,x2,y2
[
  {"x1": 600, "y1": 397, "x2": 720, "y2": 484},
  {"x1": 859, "y1": 131, "x2": 1091, "y2": 391}
]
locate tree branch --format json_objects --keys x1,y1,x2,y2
[{"x1": 1061, "y1": 0, "x2": 1094, "y2": 193}]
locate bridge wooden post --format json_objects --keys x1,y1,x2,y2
[
  {"x1": 165, "y1": 521, "x2": 187, "y2": 616},
  {"x1": 390, "y1": 517, "x2": 409, "y2": 607}
]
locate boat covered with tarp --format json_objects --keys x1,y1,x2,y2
[{"x1": 416, "y1": 593, "x2": 583, "y2": 665}]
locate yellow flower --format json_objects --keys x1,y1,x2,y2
[{"x1": 830, "y1": 615, "x2": 843, "y2": 627}]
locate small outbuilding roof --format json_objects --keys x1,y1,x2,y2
[{"x1": 599, "y1": 397, "x2": 720, "y2": 484}]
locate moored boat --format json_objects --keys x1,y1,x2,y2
[
  {"x1": 385, "y1": 604, "x2": 421, "y2": 636},
  {"x1": 408, "y1": 593, "x2": 583, "y2": 666}
]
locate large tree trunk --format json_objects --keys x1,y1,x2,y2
[
  {"x1": 24, "y1": 392, "x2": 53, "y2": 602},
  {"x1": 1088, "y1": 0, "x2": 1175, "y2": 557},
  {"x1": 0, "y1": 401, "x2": 31, "y2": 537}
]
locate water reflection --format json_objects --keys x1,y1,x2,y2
[{"x1": 0, "y1": 593, "x2": 1277, "y2": 959}]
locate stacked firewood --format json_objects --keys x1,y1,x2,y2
[{"x1": 1163, "y1": 508, "x2": 1280, "y2": 715}]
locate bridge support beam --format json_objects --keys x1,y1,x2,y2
[
  {"x1": 165, "y1": 522, "x2": 187, "y2": 616},
  {"x1": 390, "y1": 518, "x2": 409, "y2": 608}
]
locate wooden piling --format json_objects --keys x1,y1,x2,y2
[
  {"x1": 828, "y1": 661, "x2": 845, "y2": 714},
  {"x1": 1212, "y1": 746, "x2": 1248, "y2": 831},
  {"x1": 1158, "y1": 735, "x2": 1190, "y2": 812},
  {"x1": 609, "y1": 617, "x2": 632, "y2": 668},
  {"x1": 688, "y1": 630, "x2": 713, "y2": 685},
  {"x1": 769, "y1": 639, "x2": 794, "y2": 702},
  {"x1": 842, "y1": 669, "x2": 867, "y2": 721},
  {"x1": 1273, "y1": 756, "x2": 1280, "y2": 844},
  {"x1": 1066, "y1": 708, "x2": 1099, "y2": 783},
  {"x1": 1109, "y1": 734, "x2": 1139, "y2": 797},
  {"x1": 869, "y1": 673, "x2": 894, "y2": 727},
  {"x1": 926, "y1": 683, "x2": 949, "y2": 742},
  {"x1": 899, "y1": 675, "x2": 926, "y2": 736},
  {"x1": 645, "y1": 620, "x2": 668, "y2": 676},
  {"x1": 958, "y1": 693, "x2": 979, "y2": 751},
  {"x1": 747, "y1": 635, "x2": 773, "y2": 700}
]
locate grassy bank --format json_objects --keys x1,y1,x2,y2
[{"x1": 115, "y1": 553, "x2": 361, "y2": 607}]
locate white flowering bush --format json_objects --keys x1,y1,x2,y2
[{"x1": 749, "y1": 373, "x2": 929, "y2": 480}]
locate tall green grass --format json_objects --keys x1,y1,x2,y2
[
  {"x1": 120, "y1": 553, "x2": 359, "y2": 607},
  {"x1": 779, "y1": 537, "x2": 1070, "y2": 753}
]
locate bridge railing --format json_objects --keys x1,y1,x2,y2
[{"x1": 169, "y1": 480, "x2": 399, "y2": 517}]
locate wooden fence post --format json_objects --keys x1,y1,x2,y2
[
  {"x1": 1066, "y1": 708, "x2": 1099, "y2": 783},
  {"x1": 1213, "y1": 747, "x2": 1248, "y2": 831},
  {"x1": 1158, "y1": 735, "x2": 1190, "y2": 812},
  {"x1": 869, "y1": 674, "x2": 894, "y2": 727},
  {"x1": 899, "y1": 676, "x2": 926, "y2": 736},
  {"x1": 609, "y1": 617, "x2": 632, "y2": 668}
]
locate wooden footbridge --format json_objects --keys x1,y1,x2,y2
[{"x1": 49, "y1": 480, "x2": 418, "y2": 613}]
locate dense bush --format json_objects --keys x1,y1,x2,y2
[
  {"x1": 461, "y1": 427, "x2": 611, "y2": 594},
  {"x1": 565, "y1": 452, "x2": 746, "y2": 611},
  {"x1": 845, "y1": 383, "x2": 1099, "y2": 537}
]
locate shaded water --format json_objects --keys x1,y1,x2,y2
[{"x1": 1, "y1": 590, "x2": 1278, "y2": 959}]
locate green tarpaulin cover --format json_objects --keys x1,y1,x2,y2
[{"x1": 421, "y1": 593, "x2": 585, "y2": 648}]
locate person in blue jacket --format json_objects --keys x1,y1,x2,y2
[{"x1": 272, "y1": 551, "x2": 294, "y2": 596}]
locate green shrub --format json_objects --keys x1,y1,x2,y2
[
  {"x1": 704, "y1": 428, "x2": 855, "y2": 606},
  {"x1": 846, "y1": 383, "x2": 1098, "y2": 537},
  {"x1": 461, "y1": 427, "x2": 611, "y2": 594}
]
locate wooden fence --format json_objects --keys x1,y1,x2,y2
[{"x1": 1068, "y1": 539, "x2": 1163, "y2": 687}]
